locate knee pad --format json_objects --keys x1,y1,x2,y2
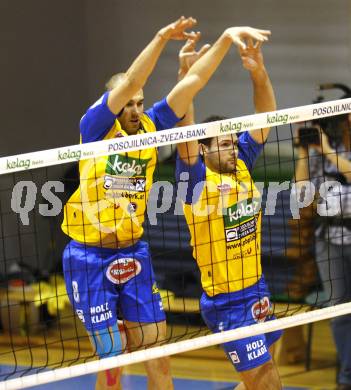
[{"x1": 89, "y1": 323, "x2": 123, "y2": 358}]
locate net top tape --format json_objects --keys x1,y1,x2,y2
[{"x1": 1, "y1": 98, "x2": 351, "y2": 176}]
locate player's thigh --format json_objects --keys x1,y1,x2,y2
[
  {"x1": 119, "y1": 241, "x2": 166, "y2": 324},
  {"x1": 239, "y1": 358, "x2": 282, "y2": 390},
  {"x1": 124, "y1": 319, "x2": 167, "y2": 349},
  {"x1": 62, "y1": 241, "x2": 119, "y2": 332}
]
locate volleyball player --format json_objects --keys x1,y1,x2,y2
[
  {"x1": 176, "y1": 37, "x2": 283, "y2": 389},
  {"x1": 61, "y1": 17, "x2": 271, "y2": 389}
]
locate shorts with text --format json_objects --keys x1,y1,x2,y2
[
  {"x1": 62, "y1": 240, "x2": 165, "y2": 332},
  {"x1": 200, "y1": 276, "x2": 282, "y2": 372}
]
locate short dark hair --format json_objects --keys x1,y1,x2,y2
[{"x1": 199, "y1": 115, "x2": 228, "y2": 147}]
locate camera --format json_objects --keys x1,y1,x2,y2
[
  {"x1": 297, "y1": 127, "x2": 320, "y2": 148},
  {"x1": 295, "y1": 83, "x2": 351, "y2": 148}
]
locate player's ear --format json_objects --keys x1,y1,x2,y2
[{"x1": 199, "y1": 143, "x2": 206, "y2": 156}]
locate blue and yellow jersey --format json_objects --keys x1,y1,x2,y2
[
  {"x1": 176, "y1": 132, "x2": 264, "y2": 296},
  {"x1": 62, "y1": 92, "x2": 180, "y2": 248}
]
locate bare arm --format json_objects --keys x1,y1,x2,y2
[
  {"x1": 107, "y1": 16, "x2": 197, "y2": 114},
  {"x1": 167, "y1": 27, "x2": 271, "y2": 119},
  {"x1": 176, "y1": 34, "x2": 211, "y2": 165},
  {"x1": 312, "y1": 130, "x2": 351, "y2": 183},
  {"x1": 239, "y1": 40, "x2": 276, "y2": 143}
]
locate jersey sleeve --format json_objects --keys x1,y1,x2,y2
[
  {"x1": 80, "y1": 92, "x2": 117, "y2": 144},
  {"x1": 237, "y1": 131, "x2": 264, "y2": 172},
  {"x1": 145, "y1": 98, "x2": 182, "y2": 131},
  {"x1": 175, "y1": 154, "x2": 206, "y2": 204}
]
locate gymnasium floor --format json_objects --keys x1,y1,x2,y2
[{"x1": 0, "y1": 319, "x2": 338, "y2": 389}]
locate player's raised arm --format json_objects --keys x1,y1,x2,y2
[
  {"x1": 176, "y1": 34, "x2": 210, "y2": 165},
  {"x1": 107, "y1": 16, "x2": 197, "y2": 114},
  {"x1": 167, "y1": 26, "x2": 271, "y2": 120},
  {"x1": 239, "y1": 39, "x2": 276, "y2": 144},
  {"x1": 174, "y1": 27, "x2": 271, "y2": 165}
]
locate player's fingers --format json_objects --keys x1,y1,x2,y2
[
  {"x1": 254, "y1": 40, "x2": 262, "y2": 49},
  {"x1": 238, "y1": 43, "x2": 247, "y2": 55},
  {"x1": 247, "y1": 29, "x2": 269, "y2": 42},
  {"x1": 182, "y1": 52, "x2": 196, "y2": 58},
  {"x1": 173, "y1": 16, "x2": 185, "y2": 28},
  {"x1": 251, "y1": 28, "x2": 271, "y2": 37},
  {"x1": 181, "y1": 17, "x2": 197, "y2": 30},
  {"x1": 191, "y1": 31, "x2": 201, "y2": 44},
  {"x1": 247, "y1": 37, "x2": 254, "y2": 48},
  {"x1": 234, "y1": 38, "x2": 246, "y2": 50},
  {"x1": 184, "y1": 31, "x2": 198, "y2": 40},
  {"x1": 198, "y1": 43, "x2": 211, "y2": 57},
  {"x1": 181, "y1": 39, "x2": 195, "y2": 52},
  {"x1": 257, "y1": 29, "x2": 271, "y2": 36}
]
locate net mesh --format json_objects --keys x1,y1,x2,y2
[{"x1": 1, "y1": 99, "x2": 351, "y2": 389}]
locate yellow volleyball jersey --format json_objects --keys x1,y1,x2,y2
[
  {"x1": 183, "y1": 159, "x2": 262, "y2": 296},
  {"x1": 61, "y1": 114, "x2": 157, "y2": 248}
]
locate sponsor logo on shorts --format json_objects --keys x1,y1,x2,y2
[
  {"x1": 90, "y1": 303, "x2": 113, "y2": 324},
  {"x1": 76, "y1": 309, "x2": 85, "y2": 323},
  {"x1": 72, "y1": 280, "x2": 80, "y2": 303},
  {"x1": 229, "y1": 350, "x2": 240, "y2": 364},
  {"x1": 251, "y1": 296, "x2": 271, "y2": 323},
  {"x1": 246, "y1": 339, "x2": 268, "y2": 361},
  {"x1": 106, "y1": 258, "x2": 141, "y2": 284}
]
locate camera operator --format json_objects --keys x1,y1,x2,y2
[{"x1": 295, "y1": 86, "x2": 351, "y2": 390}]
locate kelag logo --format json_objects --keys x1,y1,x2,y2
[
  {"x1": 58, "y1": 148, "x2": 82, "y2": 161},
  {"x1": 223, "y1": 198, "x2": 261, "y2": 228},
  {"x1": 6, "y1": 158, "x2": 31, "y2": 170},
  {"x1": 266, "y1": 113, "x2": 289, "y2": 125},
  {"x1": 220, "y1": 121, "x2": 242, "y2": 133},
  {"x1": 106, "y1": 154, "x2": 150, "y2": 177}
]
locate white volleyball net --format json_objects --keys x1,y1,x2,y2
[{"x1": 1, "y1": 98, "x2": 351, "y2": 389}]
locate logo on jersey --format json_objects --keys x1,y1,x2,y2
[
  {"x1": 106, "y1": 154, "x2": 150, "y2": 177},
  {"x1": 228, "y1": 350, "x2": 240, "y2": 364},
  {"x1": 103, "y1": 176, "x2": 146, "y2": 192},
  {"x1": 223, "y1": 198, "x2": 260, "y2": 242},
  {"x1": 127, "y1": 202, "x2": 137, "y2": 214},
  {"x1": 251, "y1": 296, "x2": 271, "y2": 323},
  {"x1": 217, "y1": 183, "x2": 232, "y2": 194},
  {"x1": 106, "y1": 258, "x2": 142, "y2": 284},
  {"x1": 224, "y1": 198, "x2": 260, "y2": 226}
]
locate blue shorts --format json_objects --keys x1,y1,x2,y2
[
  {"x1": 62, "y1": 240, "x2": 165, "y2": 332},
  {"x1": 200, "y1": 276, "x2": 282, "y2": 372}
]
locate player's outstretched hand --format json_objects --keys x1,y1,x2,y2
[
  {"x1": 159, "y1": 16, "x2": 197, "y2": 41},
  {"x1": 224, "y1": 27, "x2": 271, "y2": 50},
  {"x1": 178, "y1": 31, "x2": 211, "y2": 74},
  {"x1": 239, "y1": 39, "x2": 265, "y2": 72}
]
